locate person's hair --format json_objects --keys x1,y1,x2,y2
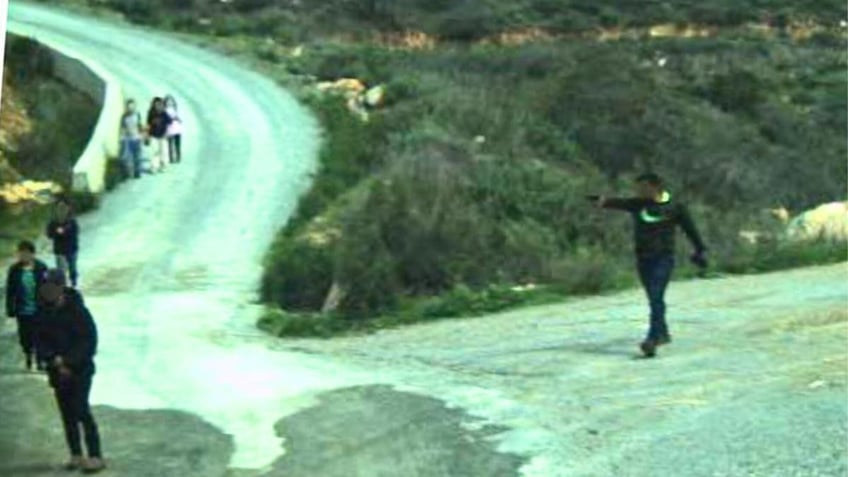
[
  {"x1": 17, "y1": 240, "x2": 35, "y2": 253},
  {"x1": 54, "y1": 196, "x2": 75, "y2": 218},
  {"x1": 164, "y1": 95, "x2": 177, "y2": 108},
  {"x1": 635, "y1": 172, "x2": 663, "y2": 187}
]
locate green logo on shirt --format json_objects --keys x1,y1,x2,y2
[{"x1": 639, "y1": 191, "x2": 671, "y2": 223}]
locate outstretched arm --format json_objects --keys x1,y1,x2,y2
[{"x1": 599, "y1": 197, "x2": 642, "y2": 212}]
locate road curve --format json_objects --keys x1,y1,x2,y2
[{"x1": 6, "y1": 2, "x2": 348, "y2": 470}]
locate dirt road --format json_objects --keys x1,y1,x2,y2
[{"x1": 280, "y1": 263, "x2": 848, "y2": 477}]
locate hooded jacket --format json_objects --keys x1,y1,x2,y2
[
  {"x1": 37, "y1": 288, "x2": 98, "y2": 385},
  {"x1": 46, "y1": 218, "x2": 79, "y2": 255}
]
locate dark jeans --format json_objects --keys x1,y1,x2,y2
[
  {"x1": 168, "y1": 135, "x2": 182, "y2": 163},
  {"x1": 54, "y1": 371, "x2": 101, "y2": 458},
  {"x1": 56, "y1": 253, "x2": 79, "y2": 287},
  {"x1": 16, "y1": 314, "x2": 38, "y2": 357},
  {"x1": 637, "y1": 255, "x2": 675, "y2": 341},
  {"x1": 120, "y1": 138, "x2": 143, "y2": 178}
]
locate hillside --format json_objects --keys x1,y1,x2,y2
[
  {"x1": 1, "y1": 37, "x2": 100, "y2": 256},
  {"x1": 42, "y1": 0, "x2": 847, "y2": 41},
  {"x1": 29, "y1": 1, "x2": 848, "y2": 333}
]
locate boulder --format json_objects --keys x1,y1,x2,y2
[
  {"x1": 786, "y1": 201, "x2": 848, "y2": 242},
  {"x1": 364, "y1": 84, "x2": 386, "y2": 108}
]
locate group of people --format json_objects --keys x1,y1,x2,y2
[
  {"x1": 5, "y1": 197, "x2": 104, "y2": 473},
  {"x1": 118, "y1": 94, "x2": 184, "y2": 179},
  {"x1": 0, "y1": 171, "x2": 705, "y2": 473}
]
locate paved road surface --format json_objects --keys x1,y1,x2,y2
[{"x1": 1, "y1": 3, "x2": 846, "y2": 477}]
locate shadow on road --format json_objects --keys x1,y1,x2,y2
[
  {"x1": 263, "y1": 385, "x2": 525, "y2": 477},
  {"x1": 0, "y1": 328, "x2": 235, "y2": 477}
]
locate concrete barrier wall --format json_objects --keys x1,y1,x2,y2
[{"x1": 7, "y1": 33, "x2": 123, "y2": 194}]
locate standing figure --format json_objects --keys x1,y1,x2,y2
[
  {"x1": 146, "y1": 97, "x2": 171, "y2": 173},
  {"x1": 46, "y1": 197, "x2": 80, "y2": 288},
  {"x1": 38, "y1": 269, "x2": 105, "y2": 474},
  {"x1": 5, "y1": 240, "x2": 49, "y2": 370},
  {"x1": 119, "y1": 99, "x2": 144, "y2": 179},
  {"x1": 164, "y1": 95, "x2": 183, "y2": 164},
  {"x1": 590, "y1": 173, "x2": 708, "y2": 358}
]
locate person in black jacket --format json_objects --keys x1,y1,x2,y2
[
  {"x1": 591, "y1": 173, "x2": 707, "y2": 358},
  {"x1": 37, "y1": 269, "x2": 105, "y2": 474},
  {"x1": 5, "y1": 240, "x2": 49, "y2": 370},
  {"x1": 46, "y1": 197, "x2": 80, "y2": 288}
]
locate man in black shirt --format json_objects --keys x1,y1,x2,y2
[{"x1": 592, "y1": 173, "x2": 707, "y2": 357}]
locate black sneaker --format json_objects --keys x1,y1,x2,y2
[
  {"x1": 640, "y1": 340, "x2": 657, "y2": 358},
  {"x1": 656, "y1": 335, "x2": 672, "y2": 346}
]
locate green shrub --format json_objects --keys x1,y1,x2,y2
[
  {"x1": 283, "y1": 94, "x2": 388, "y2": 233},
  {"x1": 5, "y1": 36, "x2": 55, "y2": 79},
  {"x1": 550, "y1": 246, "x2": 634, "y2": 296},
  {"x1": 702, "y1": 69, "x2": 766, "y2": 114},
  {"x1": 261, "y1": 237, "x2": 333, "y2": 311},
  {"x1": 258, "y1": 308, "x2": 346, "y2": 338},
  {"x1": 720, "y1": 239, "x2": 847, "y2": 274},
  {"x1": 417, "y1": 283, "x2": 530, "y2": 318}
]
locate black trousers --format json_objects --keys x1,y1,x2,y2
[
  {"x1": 636, "y1": 255, "x2": 675, "y2": 341},
  {"x1": 168, "y1": 135, "x2": 182, "y2": 163},
  {"x1": 54, "y1": 371, "x2": 102, "y2": 458},
  {"x1": 16, "y1": 314, "x2": 38, "y2": 357}
]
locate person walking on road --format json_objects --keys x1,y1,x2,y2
[
  {"x1": 590, "y1": 172, "x2": 708, "y2": 358},
  {"x1": 37, "y1": 269, "x2": 105, "y2": 474},
  {"x1": 46, "y1": 197, "x2": 81, "y2": 288},
  {"x1": 119, "y1": 99, "x2": 144, "y2": 179},
  {"x1": 164, "y1": 94, "x2": 183, "y2": 164},
  {"x1": 146, "y1": 97, "x2": 171, "y2": 173},
  {"x1": 5, "y1": 240, "x2": 49, "y2": 371}
]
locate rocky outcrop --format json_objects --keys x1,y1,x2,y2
[
  {"x1": 315, "y1": 78, "x2": 387, "y2": 121},
  {"x1": 786, "y1": 201, "x2": 848, "y2": 242}
]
